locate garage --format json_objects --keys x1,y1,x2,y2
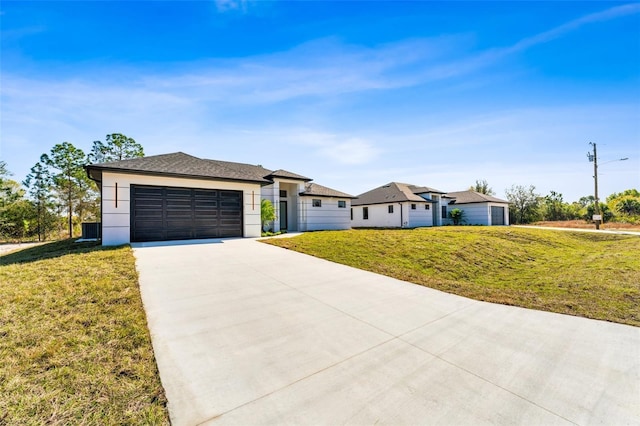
[
  {"x1": 491, "y1": 206, "x2": 505, "y2": 225},
  {"x1": 131, "y1": 185, "x2": 243, "y2": 242}
]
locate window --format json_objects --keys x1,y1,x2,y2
[
  {"x1": 363, "y1": 207, "x2": 369, "y2": 220},
  {"x1": 350, "y1": 208, "x2": 353, "y2": 220},
  {"x1": 338, "y1": 200, "x2": 346, "y2": 208},
  {"x1": 279, "y1": 190, "x2": 287, "y2": 198},
  {"x1": 388, "y1": 205, "x2": 394, "y2": 214},
  {"x1": 425, "y1": 204, "x2": 430, "y2": 210},
  {"x1": 411, "y1": 204, "x2": 416, "y2": 210},
  {"x1": 312, "y1": 199, "x2": 322, "y2": 207},
  {"x1": 442, "y1": 206, "x2": 447, "y2": 220}
]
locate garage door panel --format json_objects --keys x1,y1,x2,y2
[
  {"x1": 131, "y1": 185, "x2": 243, "y2": 242},
  {"x1": 134, "y1": 187, "x2": 163, "y2": 197},
  {"x1": 491, "y1": 206, "x2": 505, "y2": 225}
]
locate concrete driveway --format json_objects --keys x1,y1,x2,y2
[{"x1": 133, "y1": 238, "x2": 639, "y2": 426}]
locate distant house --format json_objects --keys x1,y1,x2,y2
[
  {"x1": 443, "y1": 190, "x2": 510, "y2": 226},
  {"x1": 351, "y1": 182, "x2": 509, "y2": 228},
  {"x1": 85, "y1": 152, "x2": 353, "y2": 245},
  {"x1": 351, "y1": 182, "x2": 447, "y2": 228}
]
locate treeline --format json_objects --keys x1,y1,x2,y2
[
  {"x1": 470, "y1": 179, "x2": 640, "y2": 225},
  {"x1": 0, "y1": 134, "x2": 143, "y2": 241},
  {"x1": 505, "y1": 185, "x2": 640, "y2": 225}
]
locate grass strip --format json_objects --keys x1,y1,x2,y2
[
  {"x1": 0, "y1": 239, "x2": 169, "y2": 425},
  {"x1": 265, "y1": 227, "x2": 640, "y2": 326}
]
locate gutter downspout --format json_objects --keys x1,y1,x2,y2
[{"x1": 399, "y1": 203, "x2": 403, "y2": 228}]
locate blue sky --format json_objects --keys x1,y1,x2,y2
[{"x1": 1, "y1": 1, "x2": 639, "y2": 202}]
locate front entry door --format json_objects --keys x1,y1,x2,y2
[{"x1": 279, "y1": 201, "x2": 288, "y2": 230}]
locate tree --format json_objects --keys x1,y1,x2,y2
[
  {"x1": 24, "y1": 162, "x2": 55, "y2": 241},
  {"x1": 607, "y1": 189, "x2": 640, "y2": 218},
  {"x1": 542, "y1": 191, "x2": 566, "y2": 221},
  {"x1": 89, "y1": 133, "x2": 144, "y2": 163},
  {"x1": 261, "y1": 199, "x2": 276, "y2": 231},
  {"x1": 448, "y1": 208, "x2": 465, "y2": 225},
  {"x1": 0, "y1": 163, "x2": 37, "y2": 241},
  {"x1": 41, "y1": 142, "x2": 87, "y2": 238},
  {"x1": 505, "y1": 184, "x2": 541, "y2": 224},
  {"x1": 469, "y1": 179, "x2": 495, "y2": 195},
  {"x1": 0, "y1": 160, "x2": 9, "y2": 183}
]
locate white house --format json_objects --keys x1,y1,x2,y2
[
  {"x1": 443, "y1": 191, "x2": 510, "y2": 226},
  {"x1": 352, "y1": 182, "x2": 509, "y2": 228},
  {"x1": 351, "y1": 182, "x2": 447, "y2": 228},
  {"x1": 85, "y1": 152, "x2": 353, "y2": 245}
]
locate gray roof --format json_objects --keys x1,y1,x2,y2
[
  {"x1": 407, "y1": 184, "x2": 446, "y2": 195},
  {"x1": 446, "y1": 190, "x2": 509, "y2": 204},
  {"x1": 266, "y1": 169, "x2": 312, "y2": 181},
  {"x1": 86, "y1": 152, "x2": 280, "y2": 184},
  {"x1": 352, "y1": 182, "x2": 438, "y2": 206},
  {"x1": 300, "y1": 183, "x2": 355, "y2": 198}
]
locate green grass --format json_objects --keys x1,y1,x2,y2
[
  {"x1": 0, "y1": 239, "x2": 169, "y2": 425},
  {"x1": 265, "y1": 227, "x2": 640, "y2": 326}
]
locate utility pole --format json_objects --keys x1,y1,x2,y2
[{"x1": 587, "y1": 142, "x2": 600, "y2": 230}]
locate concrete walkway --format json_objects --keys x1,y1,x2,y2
[{"x1": 133, "y1": 238, "x2": 640, "y2": 426}]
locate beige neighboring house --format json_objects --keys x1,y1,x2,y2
[{"x1": 85, "y1": 152, "x2": 353, "y2": 246}]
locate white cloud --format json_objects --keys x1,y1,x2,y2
[{"x1": 214, "y1": 0, "x2": 249, "y2": 13}]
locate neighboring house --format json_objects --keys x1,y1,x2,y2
[
  {"x1": 352, "y1": 182, "x2": 509, "y2": 228},
  {"x1": 351, "y1": 182, "x2": 447, "y2": 228},
  {"x1": 85, "y1": 152, "x2": 353, "y2": 245},
  {"x1": 443, "y1": 190, "x2": 510, "y2": 226}
]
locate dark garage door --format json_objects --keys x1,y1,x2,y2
[
  {"x1": 131, "y1": 185, "x2": 243, "y2": 242},
  {"x1": 491, "y1": 206, "x2": 505, "y2": 225}
]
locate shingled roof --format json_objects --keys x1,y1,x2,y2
[
  {"x1": 300, "y1": 183, "x2": 355, "y2": 198},
  {"x1": 407, "y1": 184, "x2": 446, "y2": 195},
  {"x1": 352, "y1": 182, "x2": 438, "y2": 206},
  {"x1": 446, "y1": 190, "x2": 509, "y2": 204},
  {"x1": 266, "y1": 169, "x2": 312, "y2": 181},
  {"x1": 86, "y1": 152, "x2": 297, "y2": 185}
]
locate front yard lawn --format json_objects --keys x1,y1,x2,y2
[
  {"x1": 265, "y1": 227, "x2": 640, "y2": 326},
  {"x1": 0, "y1": 239, "x2": 169, "y2": 425}
]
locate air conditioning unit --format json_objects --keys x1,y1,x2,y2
[{"x1": 81, "y1": 222, "x2": 102, "y2": 240}]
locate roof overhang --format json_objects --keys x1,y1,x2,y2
[{"x1": 84, "y1": 165, "x2": 272, "y2": 186}]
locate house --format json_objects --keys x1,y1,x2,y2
[
  {"x1": 443, "y1": 190, "x2": 510, "y2": 226},
  {"x1": 351, "y1": 182, "x2": 509, "y2": 228},
  {"x1": 85, "y1": 152, "x2": 354, "y2": 245},
  {"x1": 351, "y1": 182, "x2": 447, "y2": 228}
]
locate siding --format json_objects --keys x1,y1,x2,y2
[
  {"x1": 351, "y1": 204, "x2": 402, "y2": 228},
  {"x1": 445, "y1": 202, "x2": 510, "y2": 226},
  {"x1": 299, "y1": 197, "x2": 351, "y2": 231},
  {"x1": 351, "y1": 202, "x2": 433, "y2": 228},
  {"x1": 101, "y1": 172, "x2": 262, "y2": 245},
  {"x1": 407, "y1": 202, "x2": 433, "y2": 227},
  {"x1": 453, "y1": 204, "x2": 490, "y2": 225}
]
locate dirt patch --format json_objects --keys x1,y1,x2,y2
[{"x1": 532, "y1": 220, "x2": 640, "y2": 231}]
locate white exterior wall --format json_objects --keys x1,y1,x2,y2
[
  {"x1": 351, "y1": 202, "x2": 434, "y2": 228},
  {"x1": 444, "y1": 202, "x2": 510, "y2": 226},
  {"x1": 407, "y1": 202, "x2": 433, "y2": 227},
  {"x1": 457, "y1": 204, "x2": 490, "y2": 225},
  {"x1": 351, "y1": 204, "x2": 401, "y2": 228},
  {"x1": 100, "y1": 171, "x2": 262, "y2": 245},
  {"x1": 299, "y1": 197, "x2": 351, "y2": 231}
]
